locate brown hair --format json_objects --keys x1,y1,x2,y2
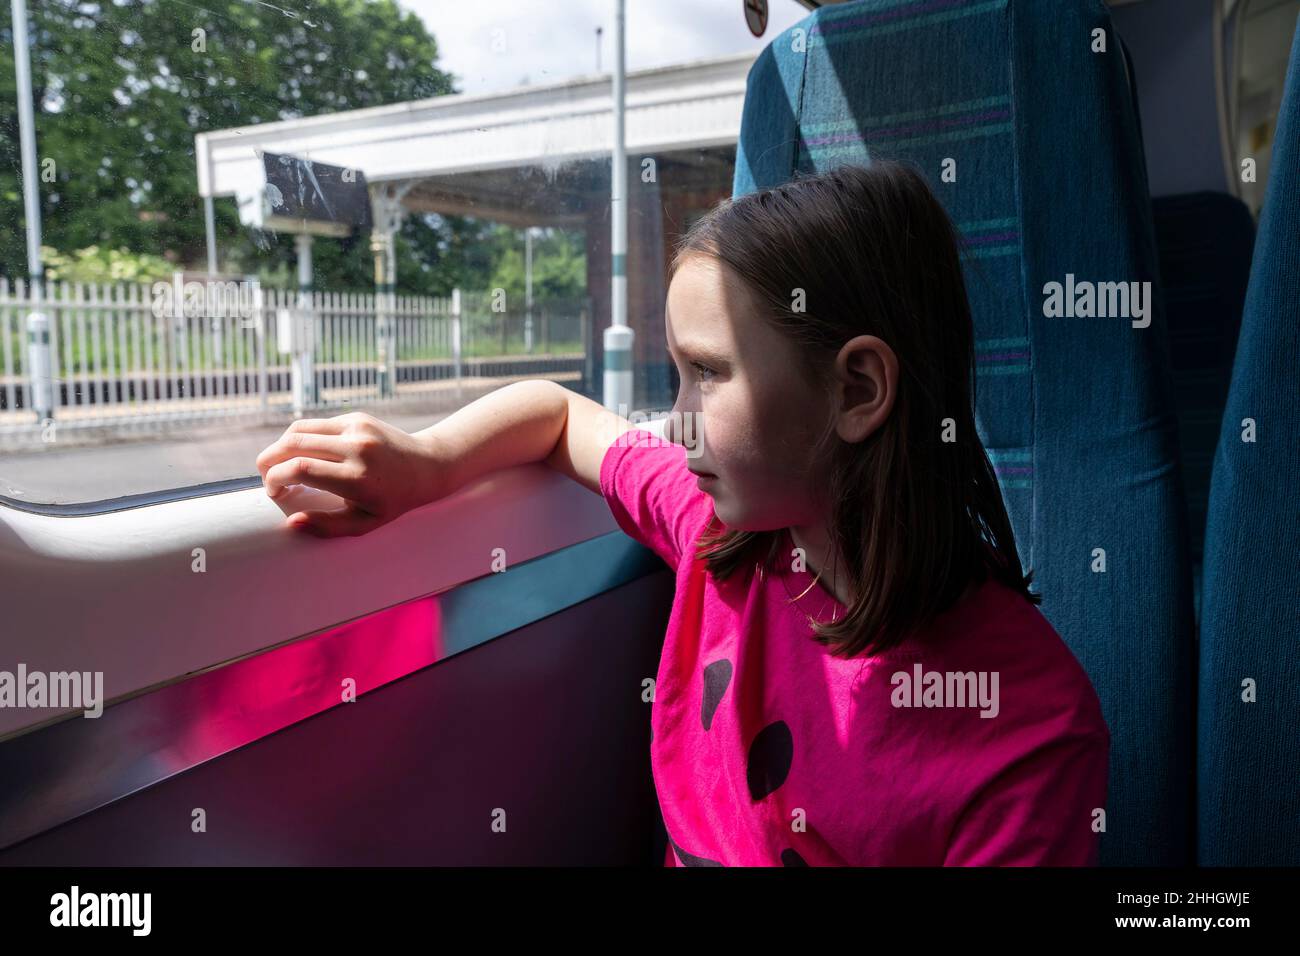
[{"x1": 670, "y1": 160, "x2": 1038, "y2": 659}]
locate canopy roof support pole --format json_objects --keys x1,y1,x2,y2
[
  {"x1": 290, "y1": 233, "x2": 317, "y2": 416},
  {"x1": 204, "y1": 196, "x2": 219, "y2": 275},
  {"x1": 370, "y1": 183, "x2": 411, "y2": 401}
]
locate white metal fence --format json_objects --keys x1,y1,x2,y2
[{"x1": 0, "y1": 277, "x2": 590, "y2": 448}]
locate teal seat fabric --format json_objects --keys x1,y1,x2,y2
[
  {"x1": 732, "y1": 0, "x2": 1195, "y2": 865},
  {"x1": 1197, "y1": 20, "x2": 1300, "y2": 866}
]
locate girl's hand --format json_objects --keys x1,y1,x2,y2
[{"x1": 256, "y1": 412, "x2": 447, "y2": 538}]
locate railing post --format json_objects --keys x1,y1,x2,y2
[
  {"x1": 582, "y1": 302, "x2": 593, "y2": 396},
  {"x1": 0, "y1": 278, "x2": 16, "y2": 417},
  {"x1": 254, "y1": 280, "x2": 268, "y2": 417}
]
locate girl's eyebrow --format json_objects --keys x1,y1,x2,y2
[{"x1": 668, "y1": 340, "x2": 729, "y2": 367}]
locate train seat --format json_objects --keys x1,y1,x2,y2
[
  {"x1": 1197, "y1": 18, "x2": 1300, "y2": 866},
  {"x1": 732, "y1": 0, "x2": 1196, "y2": 865}
]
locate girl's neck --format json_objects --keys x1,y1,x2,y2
[
  {"x1": 787, "y1": 524, "x2": 981, "y2": 610},
  {"x1": 788, "y1": 523, "x2": 852, "y2": 607}
]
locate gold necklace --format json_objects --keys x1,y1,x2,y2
[{"x1": 774, "y1": 533, "x2": 841, "y2": 624}]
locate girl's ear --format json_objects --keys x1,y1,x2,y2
[{"x1": 833, "y1": 334, "x2": 898, "y2": 444}]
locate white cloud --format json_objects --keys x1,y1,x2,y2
[{"x1": 403, "y1": 0, "x2": 811, "y2": 95}]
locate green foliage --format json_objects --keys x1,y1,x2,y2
[
  {"x1": 39, "y1": 244, "x2": 174, "y2": 283},
  {"x1": 0, "y1": 0, "x2": 585, "y2": 301},
  {"x1": 489, "y1": 228, "x2": 588, "y2": 306}
]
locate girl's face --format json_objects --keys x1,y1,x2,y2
[{"x1": 665, "y1": 255, "x2": 831, "y2": 532}]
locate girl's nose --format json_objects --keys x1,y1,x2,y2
[
  {"x1": 664, "y1": 406, "x2": 704, "y2": 454},
  {"x1": 664, "y1": 403, "x2": 686, "y2": 445}
]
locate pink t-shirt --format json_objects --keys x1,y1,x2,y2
[{"x1": 600, "y1": 429, "x2": 1110, "y2": 867}]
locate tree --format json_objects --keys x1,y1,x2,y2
[
  {"x1": 489, "y1": 227, "x2": 588, "y2": 306},
  {"x1": 0, "y1": 0, "x2": 495, "y2": 292}
]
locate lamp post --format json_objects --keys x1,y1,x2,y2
[
  {"x1": 525, "y1": 227, "x2": 534, "y2": 354},
  {"x1": 11, "y1": 0, "x2": 53, "y2": 422}
]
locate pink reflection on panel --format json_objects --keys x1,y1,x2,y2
[{"x1": 158, "y1": 596, "x2": 445, "y2": 772}]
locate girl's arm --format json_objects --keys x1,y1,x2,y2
[
  {"x1": 428, "y1": 379, "x2": 638, "y2": 494},
  {"x1": 256, "y1": 379, "x2": 635, "y2": 536},
  {"x1": 540, "y1": 384, "x2": 639, "y2": 495}
]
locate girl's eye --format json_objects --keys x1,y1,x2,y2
[{"x1": 690, "y1": 361, "x2": 716, "y2": 382}]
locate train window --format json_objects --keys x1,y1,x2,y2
[
  {"x1": 0, "y1": 1, "x2": 803, "y2": 508},
  {"x1": 1232, "y1": 0, "x2": 1300, "y2": 214}
]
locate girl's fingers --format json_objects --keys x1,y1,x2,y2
[
  {"x1": 256, "y1": 431, "x2": 351, "y2": 479},
  {"x1": 286, "y1": 417, "x2": 350, "y2": 434},
  {"x1": 287, "y1": 507, "x2": 383, "y2": 539},
  {"x1": 263, "y1": 457, "x2": 366, "y2": 503}
]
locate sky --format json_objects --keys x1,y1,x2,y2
[{"x1": 401, "y1": 0, "x2": 813, "y2": 96}]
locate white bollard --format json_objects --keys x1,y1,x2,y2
[
  {"x1": 25, "y1": 310, "x2": 53, "y2": 421},
  {"x1": 603, "y1": 323, "x2": 634, "y2": 414}
]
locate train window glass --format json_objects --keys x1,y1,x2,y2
[
  {"x1": 1233, "y1": 0, "x2": 1300, "y2": 214},
  {"x1": 0, "y1": 1, "x2": 804, "y2": 508}
]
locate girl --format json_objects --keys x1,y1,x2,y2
[{"x1": 257, "y1": 160, "x2": 1110, "y2": 867}]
